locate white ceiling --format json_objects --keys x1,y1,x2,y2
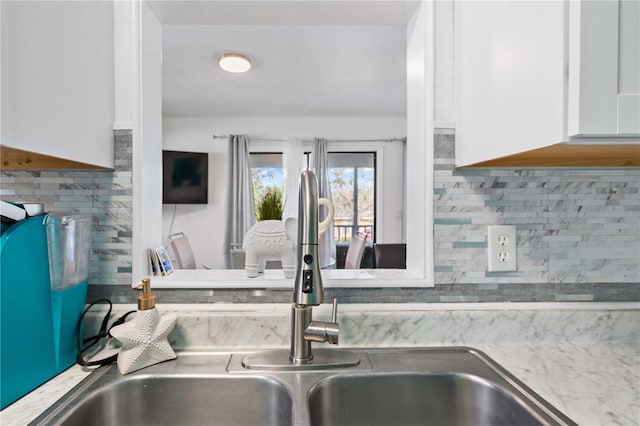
[{"x1": 148, "y1": 1, "x2": 419, "y2": 117}]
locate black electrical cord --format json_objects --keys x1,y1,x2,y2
[{"x1": 76, "y1": 299, "x2": 136, "y2": 367}]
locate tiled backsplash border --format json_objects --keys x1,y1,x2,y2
[
  {"x1": 87, "y1": 282, "x2": 639, "y2": 305},
  {"x1": 1, "y1": 129, "x2": 638, "y2": 303}
]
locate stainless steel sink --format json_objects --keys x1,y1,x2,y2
[
  {"x1": 309, "y1": 373, "x2": 552, "y2": 426},
  {"x1": 31, "y1": 347, "x2": 576, "y2": 426},
  {"x1": 35, "y1": 374, "x2": 292, "y2": 426},
  {"x1": 31, "y1": 353, "x2": 293, "y2": 426}
]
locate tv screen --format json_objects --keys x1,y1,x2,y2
[{"x1": 162, "y1": 150, "x2": 209, "y2": 204}]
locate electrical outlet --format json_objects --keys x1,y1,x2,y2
[{"x1": 487, "y1": 225, "x2": 517, "y2": 272}]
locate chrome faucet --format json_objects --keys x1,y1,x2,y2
[
  {"x1": 242, "y1": 169, "x2": 357, "y2": 370},
  {"x1": 289, "y1": 170, "x2": 340, "y2": 364}
]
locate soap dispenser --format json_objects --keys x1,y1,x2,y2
[{"x1": 109, "y1": 278, "x2": 177, "y2": 374}]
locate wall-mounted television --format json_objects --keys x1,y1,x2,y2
[{"x1": 162, "y1": 150, "x2": 209, "y2": 204}]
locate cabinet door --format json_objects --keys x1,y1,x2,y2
[
  {"x1": 455, "y1": 1, "x2": 565, "y2": 166},
  {"x1": 568, "y1": 0, "x2": 640, "y2": 136},
  {"x1": 1, "y1": 1, "x2": 114, "y2": 168}
]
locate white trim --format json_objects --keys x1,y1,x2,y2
[
  {"x1": 149, "y1": 268, "x2": 430, "y2": 289},
  {"x1": 424, "y1": 0, "x2": 435, "y2": 286},
  {"x1": 113, "y1": 121, "x2": 134, "y2": 130},
  {"x1": 131, "y1": 0, "x2": 142, "y2": 287},
  {"x1": 433, "y1": 120, "x2": 455, "y2": 129},
  {"x1": 135, "y1": 1, "x2": 435, "y2": 289},
  {"x1": 567, "y1": 136, "x2": 640, "y2": 144}
]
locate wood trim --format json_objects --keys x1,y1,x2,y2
[
  {"x1": 0, "y1": 145, "x2": 111, "y2": 170},
  {"x1": 460, "y1": 143, "x2": 640, "y2": 168}
]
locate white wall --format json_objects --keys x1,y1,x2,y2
[{"x1": 161, "y1": 116, "x2": 406, "y2": 269}]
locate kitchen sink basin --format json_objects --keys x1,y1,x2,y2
[
  {"x1": 36, "y1": 375, "x2": 292, "y2": 426},
  {"x1": 308, "y1": 373, "x2": 551, "y2": 426},
  {"x1": 31, "y1": 347, "x2": 576, "y2": 426}
]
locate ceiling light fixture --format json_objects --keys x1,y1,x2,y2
[{"x1": 218, "y1": 53, "x2": 251, "y2": 73}]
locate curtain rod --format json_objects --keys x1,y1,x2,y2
[{"x1": 212, "y1": 134, "x2": 406, "y2": 143}]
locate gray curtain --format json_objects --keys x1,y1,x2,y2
[
  {"x1": 311, "y1": 138, "x2": 336, "y2": 269},
  {"x1": 282, "y1": 139, "x2": 304, "y2": 221},
  {"x1": 224, "y1": 134, "x2": 256, "y2": 268}
]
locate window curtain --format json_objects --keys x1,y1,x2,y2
[
  {"x1": 311, "y1": 138, "x2": 336, "y2": 269},
  {"x1": 224, "y1": 134, "x2": 256, "y2": 268},
  {"x1": 282, "y1": 139, "x2": 304, "y2": 221}
]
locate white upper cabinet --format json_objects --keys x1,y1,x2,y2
[
  {"x1": 454, "y1": 1, "x2": 565, "y2": 167},
  {"x1": 455, "y1": 0, "x2": 639, "y2": 167},
  {"x1": 1, "y1": 1, "x2": 114, "y2": 169},
  {"x1": 568, "y1": 0, "x2": 640, "y2": 136}
]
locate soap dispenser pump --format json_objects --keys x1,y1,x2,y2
[
  {"x1": 137, "y1": 278, "x2": 156, "y2": 310},
  {"x1": 109, "y1": 278, "x2": 177, "y2": 375}
]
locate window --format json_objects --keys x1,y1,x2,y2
[
  {"x1": 250, "y1": 151, "x2": 377, "y2": 244},
  {"x1": 328, "y1": 153, "x2": 376, "y2": 244},
  {"x1": 249, "y1": 153, "x2": 284, "y2": 220}
]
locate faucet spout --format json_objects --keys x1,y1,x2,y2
[{"x1": 305, "y1": 298, "x2": 340, "y2": 344}]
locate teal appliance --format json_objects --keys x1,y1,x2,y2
[{"x1": 1, "y1": 213, "x2": 92, "y2": 409}]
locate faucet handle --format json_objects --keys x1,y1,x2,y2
[{"x1": 304, "y1": 299, "x2": 340, "y2": 345}]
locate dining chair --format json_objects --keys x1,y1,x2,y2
[
  {"x1": 374, "y1": 243, "x2": 406, "y2": 269},
  {"x1": 344, "y1": 232, "x2": 368, "y2": 269},
  {"x1": 168, "y1": 232, "x2": 196, "y2": 269}
]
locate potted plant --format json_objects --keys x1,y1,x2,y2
[{"x1": 256, "y1": 186, "x2": 283, "y2": 221}]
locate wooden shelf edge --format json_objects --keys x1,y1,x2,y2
[
  {"x1": 458, "y1": 143, "x2": 640, "y2": 168},
  {"x1": 0, "y1": 145, "x2": 112, "y2": 171}
]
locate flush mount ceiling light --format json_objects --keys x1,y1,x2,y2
[{"x1": 218, "y1": 53, "x2": 251, "y2": 73}]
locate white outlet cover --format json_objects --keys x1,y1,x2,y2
[{"x1": 487, "y1": 225, "x2": 517, "y2": 272}]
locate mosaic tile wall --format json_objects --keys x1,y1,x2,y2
[
  {"x1": 2, "y1": 129, "x2": 638, "y2": 303},
  {"x1": 433, "y1": 129, "x2": 640, "y2": 289},
  {"x1": 0, "y1": 130, "x2": 133, "y2": 286}
]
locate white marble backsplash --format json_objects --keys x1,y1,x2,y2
[{"x1": 155, "y1": 304, "x2": 639, "y2": 349}]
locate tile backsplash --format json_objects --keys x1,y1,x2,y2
[
  {"x1": 434, "y1": 129, "x2": 639, "y2": 286},
  {"x1": 1, "y1": 129, "x2": 637, "y2": 303},
  {"x1": 0, "y1": 130, "x2": 133, "y2": 286}
]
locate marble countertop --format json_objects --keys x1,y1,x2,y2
[
  {"x1": 1, "y1": 303, "x2": 638, "y2": 426},
  {"x1": 0, "y1": 364, "x2": 91, "y2": 426}
]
